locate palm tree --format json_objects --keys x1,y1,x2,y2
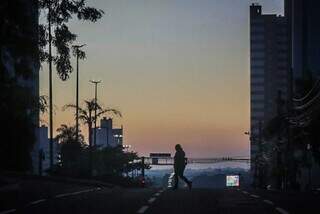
[
  {"x1": 39, "y1": 0, "x2": 104, "y2": 169},
  {"x1": 55, "y1": 124, "x2": 85, "y2": 174},
  {"x1": 55, "y1": 124, "x2": 85, "y2": 145},
  {"x1": 63, "y1": 99, "x2": 122, "y2": 148}
]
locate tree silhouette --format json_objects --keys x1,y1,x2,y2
[
  {"x1": 55, "y1": 124, "x2": 85, "y2": 145},
  {"x1": 55, "y1": 124, "x2": 86, "y2": 176},
  {"x1": 39, "y1": 0, "x2": 104, "y2": 169},
  {"x1": 0, "y1": 0, "x2": 38, "y2": 172},
  {"x1": 64, "y1": 99, "x2": 122, "y2": 147}
]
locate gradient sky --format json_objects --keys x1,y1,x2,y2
[{"x1": 40, "y1": 0, "x2": 283, "y2": 157}]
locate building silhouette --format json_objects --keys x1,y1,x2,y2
[
  {"x1": 92, "y1": 117, "x2": 123, "y2": 148},
  {"x1": 32, "y1": 126, "x2": 59, "y2": 175},
  {"x1": 285, "y1": 0, "x2": 320, "y2": 190},
  {"x1": 249, "y1": 4, "x2": 290, "y2": 171},
  {"x1": 285, "y1": 0, "x2": 320, "y2": 82}
]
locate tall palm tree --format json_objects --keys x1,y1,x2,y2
[
  {"x1": 55, "y1": 124, "x2": 84, "y2": 145},
  {"x1": 63, "y1": 99, "x2": 122, "y2": 147},
  {"x1": 39, "y1": 0, "x2": 104, "y2": 169}
]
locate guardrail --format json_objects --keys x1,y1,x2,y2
[{"x1": 142, "y1": 157, "x2": 250, "y2": 166}]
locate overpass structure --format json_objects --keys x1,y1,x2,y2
[
  {"x1": 139, "y1": 154, "x2": 250, "y2": 179},
  {"x1": 142, "y1": 155, "x2": 250, "y2": 166}
]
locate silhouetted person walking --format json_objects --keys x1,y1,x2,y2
[{"x1": 173, "y1": 144, "x2": 192, "y2": 190}]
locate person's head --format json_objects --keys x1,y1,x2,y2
[{"x1": 175, "y1": 144, "x2": 182, "y2": 151}]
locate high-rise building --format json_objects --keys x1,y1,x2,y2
[
  {"x1": 285, "y1": 0, "x2": 320, "y2": 190},
  {"x1": 250, "y1": 4, "x2": 289, "y2": 163},
  {"x1": 93, "y1": 117, "x2": 123, "y2": 148},
  {"x1": 285, "y1": 0, "x2": 320, "y2": 82}
]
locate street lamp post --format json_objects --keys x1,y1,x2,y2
[
  {"x1": 245, "y1": 130, "x2": 259, "y2": 187},
  {"x1": 73, "y1": 44, "x2": 86, "y2": 144},
  {"x1": 257, "y1": 120, "x2": 264, "y2": 188},
  {"x1": 90, "y1": 80, "x2": 101, "y2": 147}
]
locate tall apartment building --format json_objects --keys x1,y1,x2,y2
[
  {"x1": 250, "y1": 4, "x2": 289, "y2": 161},
  {"x1": 285, "y1": 0, "x2": 320, "y2": 82}
]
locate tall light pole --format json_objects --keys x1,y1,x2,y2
[
  {"x1": 73, "y1": 44, "x2": 86, "y2": 143},
  {"x1": 48, "y1": 0, "x2": 54, "y2": 170},
  {"x1": 90, "y1": 80, "x2": 101, "y2": 147}
]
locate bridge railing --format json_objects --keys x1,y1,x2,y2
[{"x1": 142, "y1": 157, "x2": 250, "y2": 166}]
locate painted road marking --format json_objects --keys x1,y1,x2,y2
[
  {"x1": 55, "y1": 193, "x2": 72, "y2": 198},
  {"x1": 0, "y1": 209, "x2": 16, "y2": 214},
  {"x1": 263, "y1": 200, "x2": 274, "y2": 205},
  {"x1": 148, "y1": 197, "x2": 156, "y2": 204},
  {"x1": 28, "y1": 199, "x2": 46, "y2": 205},
  {"x1": 154, "y1": 192, "x2": 160, "y2": 197},
  {"x1": 276, "y1": 207, "x2": 289, "y2": 214},
  {"x1": 0, "y1": 188, "x2": 100, "y2": 213},
  {"x1": 242, "y1": 191, "x2": 248, "y2": 194},
  {"x1": 137, "y1": 205, "x2": 149, "y2": 214},
  {"x1": 55, "y1": 188, "x2": 95, "y2": 198},
  {"x1": 70, "y1": 189, "x2": 94, "y2": 195},
  {"x1": 250, "y1": 194, "x2": 260, "y2": 198}
]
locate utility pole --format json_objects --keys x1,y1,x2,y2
[
  {"x1": 73, "y1": 44, "x2": 86, "y2": 144},
  {"x1": 276, "y1": 90, "x2": 284, "y2": 189},
  {"x1": 286, "y1": 67, "x2": 294, "y2": 190},
  {"x1": 258, "y1": 120, "x2": 262, "y2": 187},
  {"x1": 48, "y1": 0, "x2": 53, "y2": 170},
  {"x1": 90, "y1": 80, "x2": 101, "y2": 147}
]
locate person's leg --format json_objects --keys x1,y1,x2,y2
[
  {"x1": 173, "y1": 172, "x2": 179, "y2": 189},
  {"x1": 179, "y1": 173, "x2": 192, "y2": 190},
  {"x1": 180, "y1": 175, "x2": 190, "y2": 184}
]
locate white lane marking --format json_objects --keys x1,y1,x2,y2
[
  {"x1": 0, "y1": 188, "x2": 100, "y2": 213},
  {"x1": 0, "y1": 209, "x2": 16, "y2": 214},
  {"x1": 263, "y1": 200, "x2": 274, "y2": 205},
  {"x1": 137, "y1": 205, "x2": 149, "y2": 214},
  {"x1": 55, "y1": 188, "x2": 95, "y2": 198},
  {"x1": 148, "y1": 197, "x2": 156, "y2": 204},
  {"x1": 242, "y1": 191, "x2": 248, "y2": 194},
  {"x1": 276, "y1": 207, "x2": 290, "y2": 214},
  {"x1": 55, "y1": 193, "x2": 71, "y2": 198},
  {"x1": 28, "y1": 199, "x2": 46, "y2": 205},
  {"x1": 250, "y1": 194, "x2": 260, "y2": 198},
  {"x1": 154, "y1": 192, "x2": 160, "y2": 197},
  {"x1": 70, "y1": 189, "x2": 94, "y2": 195}
]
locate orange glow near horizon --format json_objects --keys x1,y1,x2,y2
[{"x1": 40, "y1": 0, "x2": 283, "y2": 158}]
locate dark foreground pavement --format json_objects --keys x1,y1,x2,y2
[
  {"x1": 144, "y1": 188, "x2": 278, "y2": 214},
  {"x1": 1, "y1": 180, "x2": 320, "y2": 214}
]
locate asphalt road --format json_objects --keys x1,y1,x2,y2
[{"x1": 1, "y1": 183, "x2": 320, "y2": 214}]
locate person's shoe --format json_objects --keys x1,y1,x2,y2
[{"x1": 188, "y1": 181, "x2": 192, "y2": 190}]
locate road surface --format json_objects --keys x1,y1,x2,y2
[{"x1": 2, "y1": 183, "x2": 320, "y2": 214}]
